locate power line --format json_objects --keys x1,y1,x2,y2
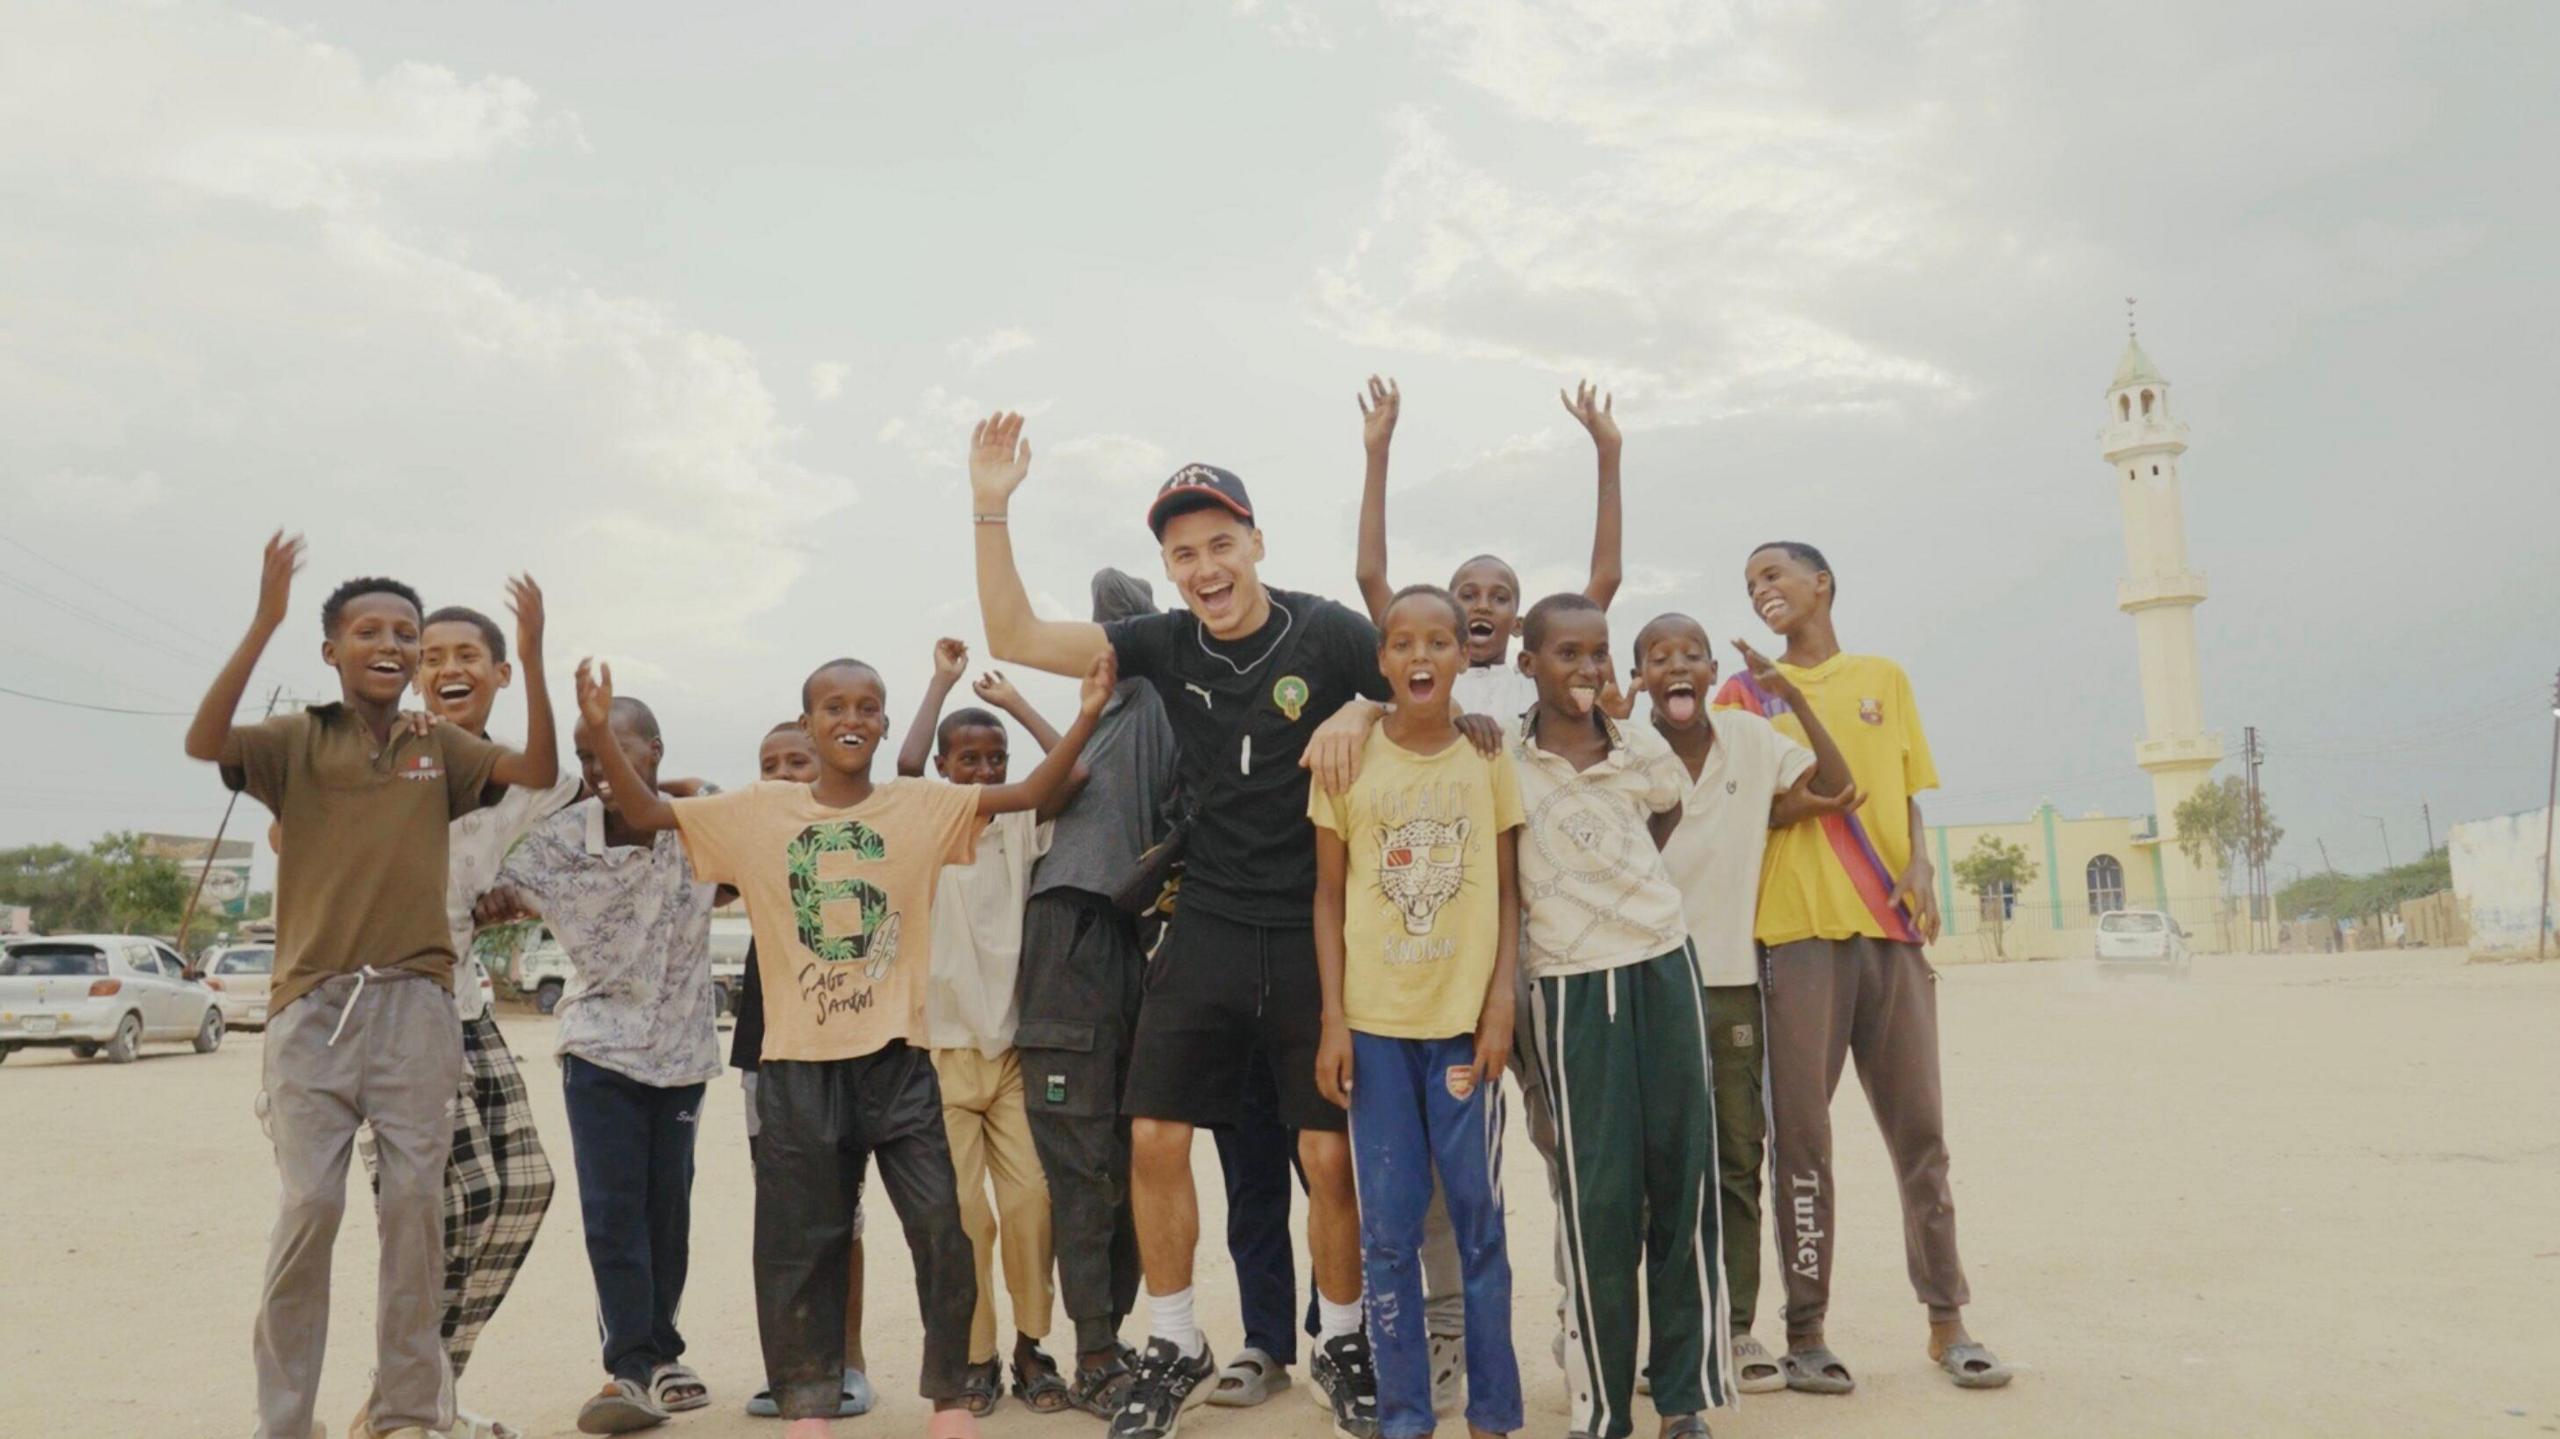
[
  {"x1": 0, "y1": 682, "x2": 305, "y2": 718},
  {"x1": 0, "y1": 534, "x2": 231, "y2": 655},
  {"x1": 0, "y1": 570, "x2": 220, "y2": 668}
]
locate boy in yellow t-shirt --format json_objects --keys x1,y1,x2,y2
[
  {"x1": 1713, "y1": 541, "x2": 2011, "y2": 1396},
  {"x1": 1312, "y1": 585, "x2": 1525, "y2": 1439}
]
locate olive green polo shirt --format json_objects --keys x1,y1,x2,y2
[{"x1": 222, "y1": 704, "x2": 504, "y2": 1014}]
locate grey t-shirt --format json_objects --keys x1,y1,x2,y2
[{"x1": 1030, "y1": 679, "x2": 1178, "y2": 901}]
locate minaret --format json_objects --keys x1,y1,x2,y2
[{"x1": 2100, "y1": 316, "x2": 2221, "y2": 928}]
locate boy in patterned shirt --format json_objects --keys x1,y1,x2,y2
[{"x1": 576, "y1": 649, "x2": 1114, "y2": 1439}]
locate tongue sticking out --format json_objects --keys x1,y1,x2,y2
[{"x1": 1666, "y1": 693, "x2": 1699, "y2": 724}]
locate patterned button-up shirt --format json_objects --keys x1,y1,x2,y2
[{"x1": 498, "y1": 794, "x2": 722, "y2": 1087}]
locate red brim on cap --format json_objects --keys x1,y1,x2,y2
[{"x1": 1145, "y1": 488, "x2": 1255, "y2": 535}]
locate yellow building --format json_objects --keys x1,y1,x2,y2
[{"x1": 1923, "y1": 330, "x2": 2230, "y2": 961}]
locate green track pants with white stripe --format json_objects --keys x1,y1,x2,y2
[{"x1": 1530, "y1": 943, "x2": 1733, "y2": 1436}]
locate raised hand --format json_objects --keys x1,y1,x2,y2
[
  {"x1": 933, "y1": 637, "x2": 969, "y2": 685},
  {"x1": 573, "y1": 657, "x2": 614, "y2": 734},
  {"x1": 973, "y1": 668, "x2": 1021, "y2": 710},
  {"x1": 507, "y1": 574, "x2": 546, "y2": 659},
  {"x1": 254, "y1": 530, "x2": 305, "y2": 634},
  {"x1": 1078, "y1": 649, "x2": 1118, "y2": 718},
  {"x1": 1732, "y1": 638, "x2": 1796, "y2": 701},
  {"x1": 1559, "y1": 379, "x2": 1620, "y2": 455},
  {"x1": 1358, "y1": 375, "x2": 1401, "y2": 457},
  {"x1": 1598, "y1": 656, "x2": 1635, "y2": 722},
  {"x1": 969, "y1": 411, "x2": 1032, "y2": 507}
]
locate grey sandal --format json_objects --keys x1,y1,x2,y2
[
  {"x1": 1781, "y1": 1346, "x2": 1856, "y2": 1395},
  {"x1": 1936, "y1": 1340, "x2": 2013, "y2": 1389},
  {"x1": 1660, "y1": 1416, "x2": 1711, "y2": 1439},
  {"x1": 1207, "y1": 1347, "x2": 1291, "y2": 1407},
  {"x1": 577, "y1": 1377, "x2": 669, "y2": 1434},
  {"x1": 1732, "y1": 1334, "x2": 1786, "y2": 1394}
]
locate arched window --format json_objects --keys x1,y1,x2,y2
[
  {"x1": 2140, "y1": 389, "x2": 2155, "y2": 415},
  {"x1": 2119, "y1": 394, "x2": 2131, "y2": 420},
  {"x1": 2087, "y1": 854, "x2": 2126, "y2": 914}
]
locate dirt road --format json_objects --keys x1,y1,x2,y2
[{"x1": 4, "y1": 948, "x2": 2554, "y2": 1437}]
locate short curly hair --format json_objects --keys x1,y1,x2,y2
[{"x1": 320, "y1": 577, "x2": 423, "y2": 638}]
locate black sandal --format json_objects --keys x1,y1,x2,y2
[
  {"x1": 1013, "y1": 1343, "x2": 1075, "y2": 1414},
  {"x1": 960, "y1": 1358, "x2": 1004, "y2": 1417},
  {"x1": 1061, "y1": 1345, "x2": 1137, "y2": 1419}
]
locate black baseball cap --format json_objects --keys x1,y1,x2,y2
[{"x1": 1146, "y1": 463, "x2": 1256, "y2": 538}]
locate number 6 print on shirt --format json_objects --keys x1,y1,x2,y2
[{"x1": 787, "y1": 819, "x2": 904, "y2": 981}]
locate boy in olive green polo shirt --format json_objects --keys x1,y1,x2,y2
[{"x1": 186, "y1": 533, "x2": 560, "y2": 1439}]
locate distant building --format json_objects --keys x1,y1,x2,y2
[
  {"x1": 138, "y1": 832, "x2": 255, "y2": 917},
  {"x1": 1, "y1": 904, "x2": 31, "y2": 936}
]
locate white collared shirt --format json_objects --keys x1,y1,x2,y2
[
  {"x1": 445, "y1": 773, "x2": 582, "y2": 1021},
  {"x1": 1658, "y1": 710, "x2": 1814, "y2": 987},
  {"x1": 927, "y1": 809, "x2": 1054, "y2": 1056},
  {"x1": 1511, "y1": 710, "x2": 1692, "y2": 978}
]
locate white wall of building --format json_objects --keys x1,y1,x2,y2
[{"x1": 2448, "y1": 807, "x2": 2558, "y2": 952}]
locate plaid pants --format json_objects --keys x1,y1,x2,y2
[{"x1": 365, "y1": 1012, "x2": 555, "y2": 1377}]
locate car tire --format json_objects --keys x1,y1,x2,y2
[
  {"x1": 194, "y1": 1009, "x2": 225, "y2": 1054},
  {"x1": 105, "y1": 1012, "x2": 144, "y2": 1064},
  {"x1": 535, "y1": 980, "x2": 563, "y2": 1016},
  {"x1": 712, "y1": 982, "x2": 731, "y2": 1019},
  {"x1": 0, "y1": 1044, "x2": 13, "y2": 1064},
  {"x1": 71, "y1": 1042, "x2": 98, "y2": 1060}
]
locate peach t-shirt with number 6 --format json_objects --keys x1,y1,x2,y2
[{"x1": 673, "y1": 778, "x2": 979, "y2": 1063}]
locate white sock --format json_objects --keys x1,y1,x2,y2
[
  {"x1": 1149, "y1": 1286, "x2": 1204, "y2": 1359},
  {"x1": 1317, "y1": 1289, "x2": 1366, "y2": 1344}
]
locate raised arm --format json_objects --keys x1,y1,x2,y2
[
  {"x1": 969, "y1": 411, "x2": 1111, "y2": 677},
  {"x1": 898, "y1": 638, "x2": 970, "y2": 778},
  {"x1": 975, "y1": 650, "x2": 1115, "y2": 818},
  {"x1": 974, "y1": 668, "x2": 1088, "y2": 819},
  {"x1": 1352, "y1": 375, "x2": 1400, "y2": 625},
  {"x1": 574, "y1": 659, "x2": 679, "y2": 833},
  {"x1": 186, "y1": 531, "x2": 300, "y2": 762},
  {"x1": 1561, "y1": 380, "x2": 1623, "y2": 608},
  {"x1": 485, "y1": 574, "x2": 560, "y2": 790}
]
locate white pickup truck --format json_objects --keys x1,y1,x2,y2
[{"x1": 512, "y1": 915, "x2": 750, "y2": 1020}]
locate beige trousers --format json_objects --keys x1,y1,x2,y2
[{"x1": 933, "y1": 1046, "x2": 1056, "y2": 1361}]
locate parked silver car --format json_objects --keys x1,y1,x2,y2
[
  {"x1": 0, "y1": 935, "x2": 228, "y2": 1063},
  {"x1": 200, "y1": 943, "x2": 276, "y2": 1029}
]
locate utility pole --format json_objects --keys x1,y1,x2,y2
[
  {"x1": 2362, "y1": 813, "x2": 2394, "y2": 871},
  {"x1": 2318, "y1": 839, "x2": 2336, "y2": 873},
  {"x1": 2422, "y1": 802, "x2": 2435, "y2": 857},
  {"x1": 2540, "y1": 667, "x2": 2558, "y2": 960},
  {"x1": 2243, "y1": 726, "x2": 2269, "y2": 952},
  {"x1": 176, "y1": 684, "x2": 283, "y2": 958}
]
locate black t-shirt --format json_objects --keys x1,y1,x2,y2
[
  {"x1": 729, "y1": 938, "x2": 763, "y2": 1072},
  {"x1": 1105, "y1": 586, "x2": 1388, "y2": 926}
]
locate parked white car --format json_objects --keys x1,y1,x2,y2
[
  {"x1": 517, "y1": 916, "x2": 749, "y2": 1019},
  {"x1": 2095, "y1": 909, "x2": 2192, "y2": 976},
  {"x1": 0, "y1": 935, "x2": 228, "y2": 1063},
  {"x1": 200, "y1": 943, "x2": 276, "y2": 1029}
]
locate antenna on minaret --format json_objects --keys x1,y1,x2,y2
[{"x1": 2126, "y1": 296, "x2": 2138, "y2": 341}]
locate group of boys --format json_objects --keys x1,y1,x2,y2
[{"x1": 197, "y1": 375, "x2": 2009, "y2": 1439}]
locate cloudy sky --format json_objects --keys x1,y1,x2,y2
[{"x1": 5, "y1": 0, "x2": 2554, "y2": 892}]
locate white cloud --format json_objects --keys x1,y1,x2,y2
[
  {"x1": 946, "y1": 327, "x2": 1037, "y2": 368},
  {"x1": 809, "y1": 361, "x2": 851, "y2": 402},
  {"x1": 1232, "y1": 0, "x2": 1336, "y2": 50}
]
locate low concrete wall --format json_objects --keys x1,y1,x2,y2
[{"x1": 2449, "y1": 807, "x2": 2557, "y2": 954}]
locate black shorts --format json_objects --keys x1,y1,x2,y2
[{"x1": 1121, "y1": 905, "x2": 1343, "y2": 1133}]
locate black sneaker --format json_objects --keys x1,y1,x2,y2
[
  {"x1": 1310, "y1": 1332, "x2": 1380, "y2": 1439},
  {"x1": 1108, "y1": 1338, "x2": 1216, "y2": 1439}
]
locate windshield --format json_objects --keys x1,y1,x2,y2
[
  {"x1": 218, "y1": 948, "x2": 275, "y2": 975},
  {"x1": 2099, "y1": 912, "x2": 2166, "y2": 933},
  {"x1": 0, "y1": 945, "x2": 110, "y2": 977}
]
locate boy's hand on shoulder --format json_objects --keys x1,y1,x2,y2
[
  {"x1": 1077, "y1": 650, "x2": 1117, "y2": 718},
  {"x1": 1732, "y1": 638, "x2": 1796, "y2": 701},
  {"x1": 968, "y1": 411, "x2": 1031, "y2": 508},
  {"x1": 506, "y1": 574, "x2": 546, "y2": 658},
  {"x1": 399, "y1": 709, "x2": 443, "y2": 739},
  {"x1": 1315, "y1": 1018, "x2": 1355, "y2": 1108},
  {"x1": 1455, "y1": 712, "x2": 1505, "y2": 758},
  {"x1": 933, "y1": 637, "x2": 969, "y2": 684},
  {"x1": 1560, "y1": 378, "x2": 1620, "y2": 457},
  {"x1": 1472, "y1": 992, "x2": 1514, "y2": 1087},
  {"x1": 1358, "y1": 374, "x2": 1400, "y2": 458},
  {"x1": 1302, "y1": 699, "x2": 1385, "y2": 796},
  {"x1": 573, "y1": 657, "x2": 614, "y2": 734},
  {"x1": 253, "y1": 530, "x2": 305, "y2": 634}
]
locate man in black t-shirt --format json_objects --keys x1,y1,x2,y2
[{"x1": 965, "y1": 412, "x2": 1391, "y2": 1439}]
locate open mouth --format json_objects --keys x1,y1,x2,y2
[
  {"x1": 1756, "y1": 595, "x2": 1786, "y2": 623},
  {"x1": 1567, "y1": 683, "x2": 1599, "y2": 714},
  {"x1": 367, "y1": 660, "x2": 407, "y2": 679},
  {"x1": 1661, "y1": 680, "x2": 1699, "y2": 724},
  {"x1": 1466, "y1": 619, "x2": 1497, "y2": 642},
  {"x1": 1405, "y1": 668, "x2": 1439, "y2": 702},
  {"x1": 1195, "y1": 580, "x2": 1235, "y2": 616},
  {"x1": 435, "y1": 681, "x2": 474, "y2": 703},
  {"x1": 833, "y1": 733, "x2": 868, "y2": 753}
]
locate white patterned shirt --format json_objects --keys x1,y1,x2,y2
[
  {"x1": 497, "y1": 795, "x2": 722, "y2": 1087},
  {"x1": 1511, "y1": 711, "x2": 1693, "y2": 979},
  {"x1": 446, "y1": 773, "x2": 583, "y2": 1021}
]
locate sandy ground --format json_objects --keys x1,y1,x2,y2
[{"x1": 5, "y1": 947, "x2": 2556, "y2": 1439}]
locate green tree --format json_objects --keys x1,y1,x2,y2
[
  {"x1": 0, "y1": 843, "x2": 110, "y2": 933},
  {"x1": 1952, "y1": 834, "x2": 2039, "y2": 958},
  {"x1": 2278, "y1": 849, "x2": 2452, "y2": 925},
  {"x1": 91, "y1": 831, "x2": 190, "y2": 936},
  {"x1": 2175, "y1": 774, "x2": 2285, "y2": 943}
]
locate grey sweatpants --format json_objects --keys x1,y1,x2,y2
[
  {"x1": 254, "y1": 969, "x2": 464, "y2": 1439},
  {"x1": 1762, "y1": 936, "x2": 1970, "y2": 1335}
]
